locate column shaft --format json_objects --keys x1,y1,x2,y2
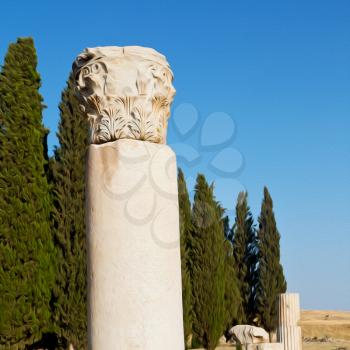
[
  {"x1": 277, "y1": 293, "x2": 302, "y2": 350},
  {"x1": 85, "y1": 139, "x2": 184, "y2": 350}
]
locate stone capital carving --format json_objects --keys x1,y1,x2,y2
[{"x1": 72, "y1": 46, "x2": 176, "y2": 144}]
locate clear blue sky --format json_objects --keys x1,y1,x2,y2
[{"x1": 1, "y1": 0, "x2": 349, "y2": 310}]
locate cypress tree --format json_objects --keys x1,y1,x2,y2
[
  {"x1": 223, "y1": 215, "x2": 232, "y2": 241},
  {"x1": 255, "y1": 187, "x2": 287, "y2": 334},
  {"x1": 191, "y1": 174, "x2": 226, "y2": 350},
  {"x1": 232, "y1": 191, "x2": 257, "y2": 324},
  {"x1": 222, "y1": 224, "x2": 241, "y2": 336},
  {"x1": 177, "y1": 168, "x2": 192, "y2": 348},
  {"x1": 0, "y1": 38, "x2": 55, "y2": 349},
  {"x1": 215, "y1": 206, "x2": 241, "y2": 334},
  {"x1": 50, "y1": 75, "x2": 89, "y2": 349}
]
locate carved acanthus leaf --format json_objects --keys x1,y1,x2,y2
[{"x1": 73, "y1": 46, "x2": 175, "y2": 145}]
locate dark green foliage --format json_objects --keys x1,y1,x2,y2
[
  {"x1": 222, "y1": 234, "x2": 241, "y2": 336},
  {"x1": 50, "y1": 76, "x2": 89, "y2": 349},
  {"x1": 217, "y1": 206, "x2": 241, "y2": 336},
  {"x1": 223, "y1": 215, "x2": 232, "y2": 241},
  {"x1": 255, "y1": 187, "x2": 287, "y2": 332},
  {"x1": 0, "y1": 38, "x2": 55, "y2": 349},
  {"x1": 178, "y1": 168, "x2": 192, "y2": 348},
  {"x1": 190, "y1": 174, "x2": 226, "y2": 350},
  {"x1": 232, "y1": 191, "x2": 257, "y2": 324}
]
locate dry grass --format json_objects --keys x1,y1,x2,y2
[
  {"x1": 301, "y1": 310, "x2": 350, "y2": 341},
  {"x1": 194, "y1": 344, "x2": 349, "y2": 350},
  {"x1": 193, "y1": 344, "x2": 350, "y2": 350},
  {"x1": 303, "y1": 341, "x2": 349, "y2": 350},
  {"x1": 192, "y1": 310, "x2": 350, "y2": 349}
]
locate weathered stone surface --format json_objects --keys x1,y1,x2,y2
[
  {"x1": 257, "y1": 343, "x2": 284, "y2": 350},
  {"x1": 277, "y1": 293, "x2": 302, "y2": 350},
  {"x1": 247, "y1": 343, "x2": 284, "y2": 350},
  {"x1": 277, "y1": 326, "x2": 302, "y2": 350},
  {"x1": 73, "y1": 46, "x2": 175, "y2": 144},
  {"x1": 85, "y1": 139, "x2": 184, "y2": 350},
  {"x1": 228, "y1": 325, "x2": 269, "y2": 345},
  {"x1": 278, "y1": 293, "x2": 300, "y2": 327}
]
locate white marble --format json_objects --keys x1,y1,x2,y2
[
  {"x1": 85, "y1": 139, "x2": 184, "y2": 350},
  {"x1": 73, "y1": 46, "x2": 175, "y2": 144},
  {"x1": 277, "y1": 293, "x2": 302, "y2": 350},
  {"x1": 278, "y1": 293, "x2": 300, "y2": 327},
  {"x1": 257, "y1": 343, "x2": 284, "y2": 350},
  {"x1": 229, "y1": 325, "x2": 269, "y2": 345},
  {"x1": 247, "y1": 343, "x2": 284, "y2": 350}
]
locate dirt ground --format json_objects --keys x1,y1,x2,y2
[
  {"x1": 300, "y1": 310, "x2": 350, "y2": 349},
  {"x1": 194, "y1": 344, "x2": 350, "y2": 350},
  {"x1": 192, "y1": 310, "x2": 350, "y2": 350},
  {"x1": 303, "y1": 341, "x2": 349, "y2": 350},
  {"x1": 300, "y1": 309, "x2": 350, "y2": 341}
]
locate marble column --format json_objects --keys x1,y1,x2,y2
[
  {"x1": 73, "y1": 46, "x2": 184, "y2": 350},
  {"x1": 277, "y1": 293, "x2": 302, "y2": 350}
]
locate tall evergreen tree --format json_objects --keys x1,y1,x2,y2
[
  {"x1": 222, "y1": 220, "x2": 241, "y2": 336},
  {"x1": 223, "y1": 215, "x2": 232, "y2": 241},
  {"x1": 50, "y1": 75, "x2": 89, "y2": 349},
  {"x1": 190, "y1": 174, "x2": 226, "y2": 350},
  {"x1": 232, "y1": 191, "x2": 257, "y2": 324},
  {"x1": 177, "y1": 168, "x2": 192, "y2": 348},
  {"x1": 0, "y1": 38, "x2": 55, "y2": 349},
  {"x1": 255, "y1": 187, "x2": 287, "y2": 334},
  {"x1": 214, "y1": 205, "x2": 241, "y2": 334}
]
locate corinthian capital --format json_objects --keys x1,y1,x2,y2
[{"x1": 72, "y1": 46, "x2": 176, "y2": 144}]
